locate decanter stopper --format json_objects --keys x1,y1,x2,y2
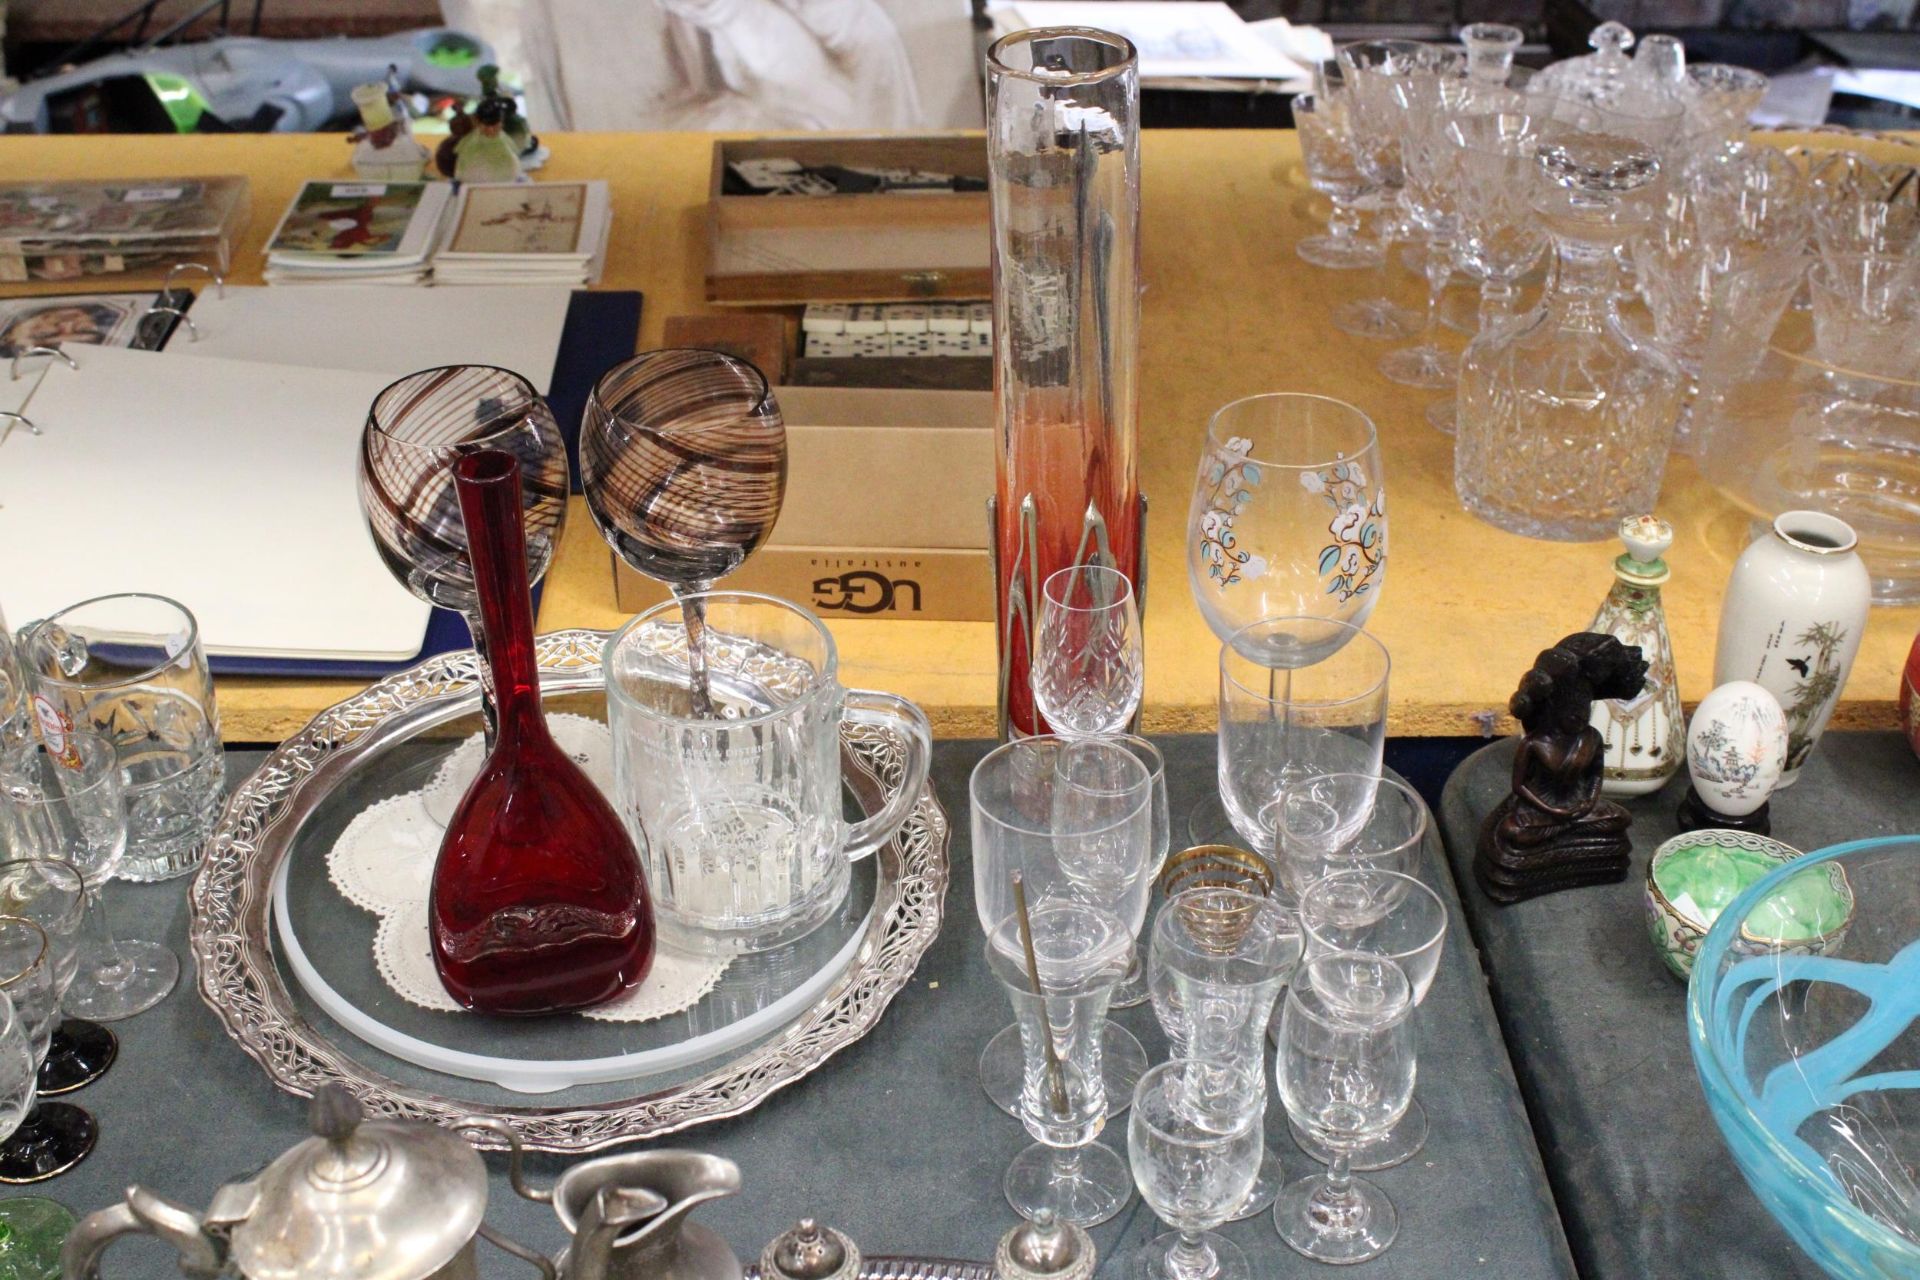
[
  {"x1": 760, "y1": 1219, "x2": 861, "y2": 1280},
  {"x1": 994, "y1": 1210, "x2": 1096, "y2": 1280},
  {"x1": 1461, "y1": 22, "x2": 1522, "y2": 82}
]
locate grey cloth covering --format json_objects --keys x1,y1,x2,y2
[
  {"x1": 1440, "y1": 730, "x2": 1920, "y2": 1280},
  {"x1": 53, "y1": 736, "x2": 1572, "y2": 1277}
]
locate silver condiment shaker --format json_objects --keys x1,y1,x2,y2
[
  {"x1": 759, "y1": 1218, "x2": 861, "y2": 1280},
  {"x1": 993, "y1": 1210, "x2": 1096, "y2": 1280}
]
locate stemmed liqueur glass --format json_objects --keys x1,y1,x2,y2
[
  {"x1": 1274, "y1": 951, "x2": 1417, "y2": 1264},
  {"x1": 0, "y1": 860, "x2": 98, "y2": 1096},
  {"x1": 973, "y1": 738, "x2": 1157, "y2": 1139},
  {"x1": 1107, "y1": 735, "x2": 1168, "y2": 1010},
  {"x1": 1275, "y1": 773, "x2": 1428, "y2": 901},
  {"x1": 1294, "y1": 870, "x2": 1447, "y2": 1171},
  {"x1": 1032, "y1": 565, "x2": 1143, "y2": 737},
  {"x1": 1147, "y1": 888, "x2": 1301, "y2": 1219},
  {"x1": 0, "y1": 731, "x2": 176, "y2": 1024},
  {"x1": 1129, "y1": 1060, "x2": 1267, "y2": 1280},
  {"x1": 0, "y1": 917, "x2": 92, "y2": 1183},
  {"x1": 582, "y1": 349, "x2": 787, "y2": 712},
  {"x1": 359, "y1": 364, "x2": 569, "y2": 742}
]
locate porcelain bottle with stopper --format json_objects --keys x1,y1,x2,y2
[
  {"x1": 1588, "y1": 515, "x2": 1683, "y2": 796},
  {"x1": 1713, "y1": 511, "x2": 1870, "y2": 787}
]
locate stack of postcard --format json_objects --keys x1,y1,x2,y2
[
  {"x1": 431, "y1": 182, "x2": 610, "y2": 287},
  {"x1": 263, "y1": 181, "x2": 452, "y2": 286}
]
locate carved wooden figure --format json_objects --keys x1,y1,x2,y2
[{"x1": 1476, "y1": 632, "x2": 1649, "y2": 905}]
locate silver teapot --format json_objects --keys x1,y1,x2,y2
[
  {"x1": 62, "y1": 1087, "x2": 559, "y2": 1280},
  {"x1": 62, "y1": 1086, "x2": 746, "y2": 1280}
]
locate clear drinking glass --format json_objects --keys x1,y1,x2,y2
[
  {"x1": 603, "y1": 591, "x2": 930, "y2": 956},
  {"x1": 0, "y1": 731, "x2": 178, "y2": 1024},
  {"x1": 1108, "y1": 735, "x2": 1169, "y2": 1011},
  {"x1": 1032, "y1": 565, "x2": 1142, "y2": 737},
  {"x1": 1217, "y1": 620, "x2": 1390, "y2": 861},
  {"x1": 360, "y1": 366, "x2": 568, "y2": 724},
  {"x1": 1128, "y1": 1060, "x2": 1267, "y2": 1280},
  {"x1": 1294, "y1": 91, "x2": 1382, "y2": 270},
  {"x1": 1275, "y1": 773, "x2": 1429, "y2": 901},
  {"x1": 18, "y1": 594, "x2": 223, "y2": 882},
  {"x1": 0, "y1": 858, "x2": 110, "y2": 1098},
  {"x1": 1187, "y1": 395, "x2": 1385, "y2": 664},
  {"x1": 1370, "y1": 44, "x2": 1470, "y2": 392},
  {"x1": 988, "y1": 902, "x2": 1135, "y2": 1227},
  {"x1": 1148, "y1": 889, "x2": 1301, "y2": 1219},
  {"x1": 1274, "y1": 951, "x2": 1417, "y2": 1264},
  {"x1": 0, "y1": 993, "x2": 34, "y2": 1145},
  {"x1": 1456, "y1": 134, "x2": 1687, "y2": 541},
  {"x1": 973, "y1": 737, "x2": 1157, "y2": 1121},
  {"x1": 0, "y1": 606, "x2": 26, "y2": 750},
  {"x1": 1295, "y1": 871, "x2": 1446, "y2": 1170},
  {"x1": 0, "y1": 917, "x2": 93, "y2": 1183}
]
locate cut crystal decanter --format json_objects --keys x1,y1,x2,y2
[{"x1": 1455, "y1": 134, "x2": 1685, "y2": 541}]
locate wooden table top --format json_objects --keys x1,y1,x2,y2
[{"x1": 5, "y1": 129, "x2": 1915, "y2": 743}]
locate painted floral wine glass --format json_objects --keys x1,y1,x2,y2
[
  {"x1": 359, "y1": 364, "x2": 570, "y2": 741},
  {"x1": 581, "y1": 349, "x2": 787, "y2": 710},
  {"x1": 1186, "y1": 394, "x2": 1387, "y2": 668}
]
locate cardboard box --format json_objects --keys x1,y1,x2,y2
[
  {"x1": 770, "y1": 386, "x2": 992, "y2": 549},
  {"x1": 615, "y1": 546, "x2": 994, "y2": 621},
  {"x1": 608, "y1": 384, "x2": 997, "y2": 621},
  {"x1": 707, "y1": 135, "x2": 990, "y2": 305}
]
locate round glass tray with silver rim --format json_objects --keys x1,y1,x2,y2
[{"x1": 190, "y1": 629, "x2": 948, "y2": 1153}]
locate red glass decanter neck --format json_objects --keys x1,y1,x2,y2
[{"x1": 453, "y1": 450, "x2": 547, "y2": 742}]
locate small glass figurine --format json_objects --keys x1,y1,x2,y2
[
  {"x1": 1455, "y1": 135, "x2": 1686, "y2": 541},
  {"x1": 453, "y1": 97, "x2": 524, "y2": 185},
  {"x1": 1589, "y1": 515, "x2": 1683, "y2": 797}
]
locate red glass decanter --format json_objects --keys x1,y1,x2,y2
[{"x1": 431, "y1": 449, "x2": 655, "y2": 1015}]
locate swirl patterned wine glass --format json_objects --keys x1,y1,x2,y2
[
  {"x1": 359, "y1": 364, "x2": 569, "y2": 739},
  {"x1": 1033, "y1": 565, "x2": 1143, "y2": 737},
  {"x1": 582, "y1": 349, "x2": 787, "y2": 710}
]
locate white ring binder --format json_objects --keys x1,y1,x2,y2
[
  {"x1": 9, "y1": 346, "x2": 76, "y2": 382},
  {"x1": 161, "y1": 262, "x2": 225, "y2": 299}
]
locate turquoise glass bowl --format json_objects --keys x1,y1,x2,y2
[{"x1": 1688, "y1": 836, "x2": 1919, "y2": 1279}]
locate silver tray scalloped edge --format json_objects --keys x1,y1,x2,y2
[
  {"x1": 189, "y1": 629, "x2": 949, "y2": 1153},
  {"x1": 745, "y1": 1260, "x2": 989, "y2": 1279}
]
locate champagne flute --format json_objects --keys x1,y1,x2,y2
[{"x1": 581, "y1": 349, "x2": 787, "y2": 712}]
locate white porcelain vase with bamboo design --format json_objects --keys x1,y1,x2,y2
[{"x1": 1713, "y1": 511, "x2": 1871, "y2": 788}]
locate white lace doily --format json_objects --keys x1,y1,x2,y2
[{"x1": 327, "y1": 714, "x2": 729, "y2": 1022}]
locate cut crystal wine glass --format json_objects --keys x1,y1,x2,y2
[
  {"x1": 1274, "y1": 951, "x2": 1417, "y2": 1264},
  {"x1": 1032, "y1": 565, "x2": 1142, "y2": 737},
  {"x1": 1294, "y1": 91, "x2": 1382, "y2": 270}
]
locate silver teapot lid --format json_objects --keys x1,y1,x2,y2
[
  {"x1": 994, "y1": 1211, "x2": 1096, "y2": 1280},
  {"x1": 760, "y1": 1219, "x2": 862, "y2": 1280},
  {"x1": 208, "y1": 1086, "x2": 488, "y2": 1280}
]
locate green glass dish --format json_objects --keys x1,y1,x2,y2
[
  {"x1": 0, "y1": 1197, "x2": 73, "y2": 1280},
  {"x1": 1645, "y1": 830, "x2": 1853, "y2": 979}
]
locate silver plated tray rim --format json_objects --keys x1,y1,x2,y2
[
  {"x1": 745, "y1": 1259, "x2": 990, "y2": 1280},
  {"x1": 189, "y1": 629, "x2": 949, "y2": 1153}
]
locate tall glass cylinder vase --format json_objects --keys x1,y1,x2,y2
[{"x1": 988, "y1": 27, "x2": 1143, "y2": 739}]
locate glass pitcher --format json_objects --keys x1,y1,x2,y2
[
  {"x1": 1455, "y1": 134, "x2": 1685, "y2": 541},
  {"x1": 605, "y1": 592, "x2": 931, "y2": 955}
]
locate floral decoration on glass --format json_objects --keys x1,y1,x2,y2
[
  {"x1": 1197, "y1": 437, "x2": 1267, "y2": 591},
  {"x1": 1185, "y1": 394, "x2": 1385, "y2": 664},
  {"x1": 1301, "y1": 460, "x2": 1385, "y2": 604}
]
